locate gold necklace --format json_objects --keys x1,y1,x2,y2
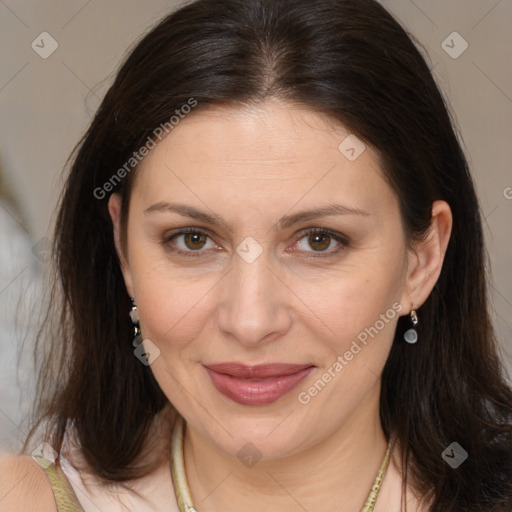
[{"x1": 171, "y1": 415, "x2": 393, "y2": 512}]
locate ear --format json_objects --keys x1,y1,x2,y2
[
  {"x1": 400, "y1": 200, "x2": 453, "y2": 313},
  {"x1": 108, "y1": 193, "x2": 135, "y2": 298}
]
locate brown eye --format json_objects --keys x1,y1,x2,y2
[
  {"x1": 163, "y1": 228, "x2": 217, "y2": 257},
  {"x1": 307, "y1": 232, "x2": 331, "y2": 251},
  {"x1": 183, "y1": 232, "x2": 208, "y2": 250},
  {"x1": 293, "y1": 228, "x2": 348, "y2": 258}
]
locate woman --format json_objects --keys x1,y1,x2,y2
[{"x1": 1, "y1": 0, "x2": 511, "y2": 510}]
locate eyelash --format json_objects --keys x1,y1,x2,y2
[{"x1": 162, "y1": 227, "x2": 349, "y2": 259}]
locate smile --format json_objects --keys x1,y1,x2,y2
[{"x1": 203, "y1": 363, "x2": 315, "y2": 405}]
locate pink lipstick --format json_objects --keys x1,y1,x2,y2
[{"x1": 203, "y1": 363, "x2": 314, "y2": 405}]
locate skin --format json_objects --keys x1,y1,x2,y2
[{"x1": 108, "y1": 99, "x2": 452, "y2": 512}]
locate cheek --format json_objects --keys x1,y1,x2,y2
[
  {"x1": 297, "y1": 286, "x2": 401, "y2": 415},
  {"x1": 313, "y1": 262, "x2": 403, "y2": 332},
  {"x1": 306, "y1": 258, "x2": 405, "y2": 377},
  {"x1": 130, "y1": 257, "x2": 220, "y2": 358},
  {"x1": 320, "y1": 293, "x2": 399, "y2": 369}
]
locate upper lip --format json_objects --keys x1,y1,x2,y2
[{"x1": 203, "y1": 362, "x2": 314, "y2": 379}]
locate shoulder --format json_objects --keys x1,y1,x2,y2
[{"x1": 0, "y1": 454, "x2": 57, "y2": 512}]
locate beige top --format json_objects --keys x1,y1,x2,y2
[
  {"x1": 36, "y1": 446, "x2": 399, "y2": 512},
  {"x1": 34, "y1": 455, "x2": 83, "y2": 512},
  {"x1": 35, "y1": 416, "x2": 411, "y2": 512},
  {"x1": 37, "y1": 453, "x2": 180, "y2": 511},
  {"x1": 35, "y1": 429, "x2": 180, "y2": 512}
]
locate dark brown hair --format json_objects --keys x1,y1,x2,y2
[{"x1": 25, "y1": 0, "x2": 512, "y2": 509}]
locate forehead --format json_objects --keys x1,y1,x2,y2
[{"x1": 131, "y1": 100, "x2": 396, "y2": 218}]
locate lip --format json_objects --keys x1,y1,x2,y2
[{"x1": 203, "y1": 363, "x2": 315, "y2": 405}]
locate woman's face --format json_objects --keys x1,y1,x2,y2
[{"x1": 110, "y1": 100, "x2": 415, "y2": 459}]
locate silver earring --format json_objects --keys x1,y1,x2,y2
[
  {"x1": 404, "y1": 307, "x2": 418, "y2": 343},
  {"x1": 129, "y1": 298, "x2": 143, "y2": 347}
]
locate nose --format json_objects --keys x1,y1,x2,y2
[{"x1": 216, "y1": 248, "x2": 293, "y2": 348}]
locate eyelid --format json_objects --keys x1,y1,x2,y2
[
  {"x1": 289, "y1": 227, "x2": 348, "y2": 258},
  {"x1": 162, "y1": 226, "x2": 349, "y2": 258},
  {"x1": 162, "y1": 227, "x2": 219, "y2": 257}
]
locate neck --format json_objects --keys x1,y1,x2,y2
[{"x1": 182, "y1": 386, "x2": 390, "y2": 512}]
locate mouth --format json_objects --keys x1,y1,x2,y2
[{"x1": 203, "y1": 362, "x2": 315, "y2": 405}]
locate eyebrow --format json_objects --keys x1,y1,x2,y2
[{"x1": 144, "y1": 201, "x2": 371, "y2": 231}]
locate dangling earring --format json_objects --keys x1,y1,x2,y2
[
  {"x1": 129, "y1": 298, "x2": 143, "y2": 347},
  {"x1": 403, "y1": 306, "x2": 418, "y2": 344}
]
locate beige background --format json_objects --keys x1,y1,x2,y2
[{"x1": 0, "y1": 0, "x2": 511, "y2": 450}]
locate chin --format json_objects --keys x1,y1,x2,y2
[{"x1": 192, "y1": 408, "x2": 320, "y2": 460}]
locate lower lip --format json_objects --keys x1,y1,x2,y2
[{"x1": 204, "y1": 366, "x2": 314, "y2": 405}]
